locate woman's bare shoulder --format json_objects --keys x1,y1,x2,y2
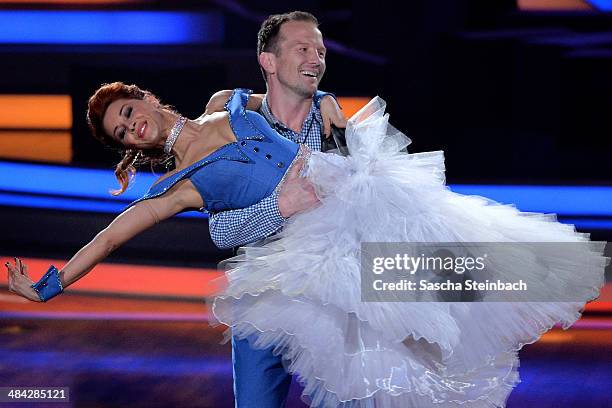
[{"x1": 200, "y1": 111, "x2": 234, "y2": 139}]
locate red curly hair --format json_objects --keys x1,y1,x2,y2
[{"x1": 86, "y1": 82, "x2": 173, "y2": 195}]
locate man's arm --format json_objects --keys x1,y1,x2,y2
[
  {"x1": 208, "y1": 192, "x2": 285, "y2": 249},
  {"x1": 208, "y1": 157, "x2": 318, "y2": 248}
]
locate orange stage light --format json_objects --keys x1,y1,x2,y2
[
  {"x1": 0, "y1": 95, "x2": 71, "y2": 129},
  {"x1": 0, "y1": 94, "x2": 72, "y2": 162},
  {"x1": 0, "y1": 256, "x2": 223, "y2": 299},
  {"x1": 1, "y1": 256, "x2": 610, "y2": 313},
  {"x1": 337, "y1": 97, "x2": 371, "y2": 118},
  {"x1": 0, "y1": 131, "x2": 71, "y2": 163},
  {"x1": 517, "y1": 0, "x2": 593, "y2": 10}
]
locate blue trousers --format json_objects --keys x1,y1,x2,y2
[{"x1": 232, "y1": 334, "x2": 292, "y2": 408}]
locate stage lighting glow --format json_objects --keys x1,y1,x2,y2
[
  {"x1": 0, "y1": 192, "x2": 204, "y2": 218},
  {"x1": 588, "y1": 0, "x2": 612, "y2": 11},
  {"x1": 0, "y1": 11, "x2": 223, "y2": 44},
  {"x1": 557, "y1": 218, "x2": 612, "y2": 230},
  {"x1": 0, "y1": 162, "x2": 611, "y2": 225},
  {"x1": 0, "y1": 161, "x2": 153, "y2": 200},
  {"x1": 0, "y1": 95, "x2": 71, "y2": 129},
  {"x1": 449, "y1": 184, "x2": 612, "y2": 216}
]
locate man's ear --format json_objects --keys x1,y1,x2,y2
[{"x1": 258, "y1": 52, "x2": 276, "y2": 76}]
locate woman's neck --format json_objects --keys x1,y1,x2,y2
[{"x1": 170, "y1": 119, "x2": 202, "y2": 166}]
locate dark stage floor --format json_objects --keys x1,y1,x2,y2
[{"x1": 0, "y1": 294, "x2": 610, "y2": 408}]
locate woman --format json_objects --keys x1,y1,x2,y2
[
  {"x1": 5, "y1": 82, "x2": 344, "y2": 302},
  {"x1": 7, "y1": 83, "x2": 608, "y2": 407}
]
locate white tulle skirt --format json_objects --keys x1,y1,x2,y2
[{"x1": 210, "y1": 98, "x2": 608, "y2": 407}]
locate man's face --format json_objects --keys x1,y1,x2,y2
[{"x1": 271, "y1": 21, "x2": 326, "y2": 98}]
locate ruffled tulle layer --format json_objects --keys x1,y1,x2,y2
[{"x1": 210, "y1": 97, "x2": 608, "y2": 407}]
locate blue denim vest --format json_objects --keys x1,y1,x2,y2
[{"x1": 128, "y1": 89, "x2": 300, "y2": 212}]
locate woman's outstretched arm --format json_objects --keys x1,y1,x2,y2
[{"x1": 6, "y1": 180, "x2": 202, "y2": 301}]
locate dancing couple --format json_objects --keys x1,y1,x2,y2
[{"x1": 6, "y1": 11, "x2": 607, "y2": 408}]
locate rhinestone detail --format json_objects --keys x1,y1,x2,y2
[{"x1": 164, "y1": 116, "x2": 188, "y2": 154}]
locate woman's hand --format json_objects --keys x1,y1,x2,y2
[
  {"x1": 320, "y1": 95, "x2": 347, "y2": 138},
  {"x1": 5, "y1": 258, "x2": 41, "y2": 302},
  {"x1": 247, "y1": 94, "x2": 264, "y2": 111},
  {"x1": 203, "y1": 90, "x2": 233, "y2": 116},
  {"x1": 203, "y1": 91, "x2": 264, "y2": 117}
]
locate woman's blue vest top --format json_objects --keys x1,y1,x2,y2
[{"x1": 129, "y1": 89, "x2": 299, "y2": 212}]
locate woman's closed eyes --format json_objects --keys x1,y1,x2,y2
[{"x1": 118, "y1": 106, "x2": 133, "y2": 140}]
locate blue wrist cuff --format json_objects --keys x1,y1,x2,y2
[
  {"x1": 31, "y1": 265, "x2": 64, "y2": 302},
  {"x1": 314, "y1": 90, "x2": 339, "y2": 109}
]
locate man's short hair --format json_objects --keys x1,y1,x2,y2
[{"x1": 257, "y1": 11, "x2": 319, "y2": 56}]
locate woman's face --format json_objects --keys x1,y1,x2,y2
[{"x1": 102, "y1": 98, "x2": 166, "y2": 149}]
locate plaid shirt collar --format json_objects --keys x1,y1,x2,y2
[{"x1": 260, "y1": 94, "x2": 322, "y2": 135}]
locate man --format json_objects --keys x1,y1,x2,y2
[{"x1": 206, "y1": 11, "x2": 346, "y2": 408}]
